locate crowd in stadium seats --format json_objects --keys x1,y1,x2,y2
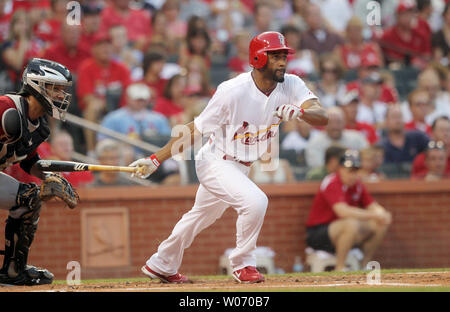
[{"x1": 1, "y1": 0, "x2": 450, "y2": 185}]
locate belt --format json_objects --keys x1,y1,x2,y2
[{"x1": 223, "y1": 155, "x2": 253, "y2": 167}]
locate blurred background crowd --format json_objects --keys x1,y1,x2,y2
[{"x1": 1, "y1": 0, "x2": 450, "y2": 187}]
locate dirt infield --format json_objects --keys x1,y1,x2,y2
[{"x1": 1, "y1": 270, "x2": 450, "y2": 292}]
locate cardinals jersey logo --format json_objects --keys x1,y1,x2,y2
[{"x1": 232, "y1": 121, "x2": 279, "y2": 145}]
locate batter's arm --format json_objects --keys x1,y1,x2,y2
[
  {"x1": 154, "y1": 121, "x2": 200, "y2": 162},
  {"x1": 299, "y1": 98, "x2": 328, "y2": 126}
]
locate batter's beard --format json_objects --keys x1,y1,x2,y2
[{"x1": 273, "y1": 70, "x2": 285, "y2": 82}]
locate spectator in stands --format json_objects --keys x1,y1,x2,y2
[
  {"x1": 358, "y1": 146, "x2": 386, "y2": 182},
  {"x1": 99, "y1": 0, "x2": 151, "y2": 45},
  {"x1": 306, "y1": 145, "x2": 345, "y2": 181},
  {"x1": 314, "y1": 55, "x2": 346, "y2": 108},
  {"x1": 153, "y1": 73, "x2": 189, "y2": 125},
  {"x1": 282, "y1": 24, "x2": 319, "y2": 78},
  {"x1": 432, "y1": 2, "x2": 450, "y2": 66},
  {"x1": 184, "y1": 55, "x2": 212, "y2": 98},
  {"x1": 305, "y1": 106, "x2": 369, "y2": 168},
  {"x1": 412, "y1": 116, "x2": 450, "y2": 178},
  {"x1": 282, "y1": 119, "x2": 319, "y2": 156},
  {"x1": 179, "y1": 0, "x2": 211, "y2": 21},
  {"x1": 145, "y1": 9, "x2": 176, "y2": 55},
  {"x1": 109, "y1": 24, "x2": 143, "y2": 80},
  {"x1": 314, "y1": 0, "x2": 353, "y2": 35},
  {"x1": 288, "y1": 0, "x2": 310, "y2": 32},
  {"x1": 356, "y1": 72, "x2": 388, "y2": 127},
  {"x1": 1, "y1": 9, "x2": 43, "y2": 90},
  {"x1": 305, "y1": 150, "x2": 392, "y2": 271},
  {"x1": 98, "y1": 83, "x2": 171, "y2": 152},
  {"x1": 0, "y1": 0, "x2": 11, "y2": 41},
  {"x1": 48, "y1": 131, "x2": 94, "y2": 187},
  {"x1": 178, "y1": 28, "x2": 211, "y2": 69},
  {"x1": 404, "y1": 89, "x2": 433, "y2": 136},
  {"x1": 380, "y1": 1, "x2": 431, "y2": 68},
  {"x1": 424, "y1": 68, "x2": 450, "y2": 123},
  {"x1": 301, "y1": 3, "x2": 343, "y2": 56},
  {"x1": 142, "y1": 51, "x2": 167, "y2": 99},
  {"x1": 209, "y1": 0, "x2": 249, "y2": 38},
  {"x1": 80, "y1": 3, "x2": 103, "y2": 53},
  {"x1": 248, "y1": 2, "x2": 275, "y2": 38},
  {"x1": 338, "y1": 90, "x2": 379, "y2": 144},
  {"x1": 346, "y1": 53, "x2": 398, "y2": 104},
  {"x1": 90, "y1": 139, "x2": 139, "y2": 186},
  {"x1": 41, "y1": 23, "x2": 90, "y2": 73},
  {"x1": 416, "y1": 0, "x2": 432, "y2": 38},
  {"x1": 249, "y1": 157, "x2": 295, "y2": 184},
  {"x1": 227, "y1": 31, "x2": 251, "y2": 76},
  {"x1": 77, "y1": 32, "x2": 131, "y2": 155},
  {"x1": 34, "y1": 0, "x2": 68, "y2": 45},
  {"x1": 335, "y1": 16, "x2": 384, "y2": 71},
  {"x1": 162, "y1": 0, "x2": 187, "y2": 46},
  {"x1": 412, "y1": 140, "x2": 449, "y2": 180},
  {"x1": 379, "y1": 104, "x2": 429, "y2": 164}
]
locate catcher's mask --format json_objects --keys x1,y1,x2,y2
[{"x1": 20, "y1": 58, "x2": 73, "y2": 121}]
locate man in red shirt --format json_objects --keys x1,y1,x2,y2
[
  {"x1": 99, "y1": 0, "x2": 151, "y2": 44},
  {"x1": 346, "y1": 53, "x2": 398, "y2": 104},
  {"x1": 412, "y1": 116, "x2": 450, "y2": 178},
  {"x1": 76, "y1": 32, "x2": 131, "y2": 154},
  {"x1": 380, "y1": 1, "x2": 432, "y2": 68},
  {"x1": 41, "y1": 23, "x2": 90, "y2": 74},
  {"x1": 80, "y1": 3, "x2": 103, "y2": 52},
  {"x1": 339, "y1": 90, "x2": 379, "y2": 144},
  {"x1": 306, "y1": 150, "x2": 392, "y2": 271}
]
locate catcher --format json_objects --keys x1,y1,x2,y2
[{"x1": 0, "y1": 58, "x2": 78, "y2": 286}]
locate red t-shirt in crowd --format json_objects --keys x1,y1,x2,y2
[
  {"x1": 99, "y1": 5, "x2": 151, "y2": 42},
  {"x1": 79, "y1": 32, "x2": 97, "y2": 53},
  {"x1": 144, "y1": 79, "x2": 167, "y2": 99},
  {"x1": 339, "y1": 42, "x2": 380, "y2": 70},
  {"x1": 411, "y1": 152, "x2": 450, "y2": 178},
  {"x1": 228, "y1": 57, "x2": 250, "y2": 74},
  {"x1": 76, "y1": 58, "x2": 131, "y2": 111},
  {"x1": 346, "y1": 80, "x2": 398, "y2": 104},
  {"x1": 34, "y1": 18, "x2": 62, "y2": 44},
  {"x1": 306, "y1": 173, "x2": 374, "y2": 227},
  {"x1": 42, "y1": 41, "x2": 91, "y2": 73},
  {"x1": 153, "y1": 96, "x2": 184, "y2": 117},
  {"x1": 404, "y1": 121, "x2": 432, "y2": 137},
  {"x1": 346, "y1": 122, "x2": 379, "y2": 144},
  {"x1": 381, "y1": 25, "x2": 431, "y2": 62}
]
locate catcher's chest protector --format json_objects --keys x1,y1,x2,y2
[{"x1": 0, "y1": 95, "x2": 49, "y2": 170}]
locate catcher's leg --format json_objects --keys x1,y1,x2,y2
[{"x1": 0, "y1": 175, "x2": 54, "y2": 286}]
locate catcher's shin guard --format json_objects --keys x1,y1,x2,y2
[{"x1": 0, "y1": 183, "x2": 53, "y2": 285}]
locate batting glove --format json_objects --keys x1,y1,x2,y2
[
  {"x1": 129, "y1": 154, "x2": 160, "y2": 179},
  {"x1": 273, "y1": 104, "x2": 304, "y2": 121}
]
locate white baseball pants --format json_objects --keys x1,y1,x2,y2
[{"x1": 146, "y1": 151, "x2": 268, "y2": 275}]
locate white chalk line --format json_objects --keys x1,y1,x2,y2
[{"x1": 29, "y1": 282, "x2": 444, "y2": 292}]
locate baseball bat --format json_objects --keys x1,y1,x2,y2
[{"x1": 36, "y1": 160, "x2": 138, "y2": 173}]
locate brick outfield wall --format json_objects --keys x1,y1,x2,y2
[{"x1": 0, "y1": 180, "x2": 449, "y2": 280}]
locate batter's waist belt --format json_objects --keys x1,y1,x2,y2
[{"x1": 222, "y1": 154, "x2": 253, "y2": 167}]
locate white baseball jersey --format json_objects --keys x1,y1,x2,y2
[{"x1": 194, "y1": 72, "x2": 317, "y2": 162}]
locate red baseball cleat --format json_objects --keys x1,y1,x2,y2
[
  {"x1": 141, "y1": 265, "x2": 192, "y2": 284},
  {"x1": 232, "y1": 266, "x2": 265, "y2": 283}
]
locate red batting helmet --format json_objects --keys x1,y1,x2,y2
[{"x1": 249, "y1": 31, "x2": 295, "y2": 69}]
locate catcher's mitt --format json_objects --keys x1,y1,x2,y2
[{"x1": 40, "y1": 173, "x2": 79, "y2": 209}]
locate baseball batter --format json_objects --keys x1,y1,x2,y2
[{"x1": 130, "y1": 32, "x2": 328, "y2": 283}]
